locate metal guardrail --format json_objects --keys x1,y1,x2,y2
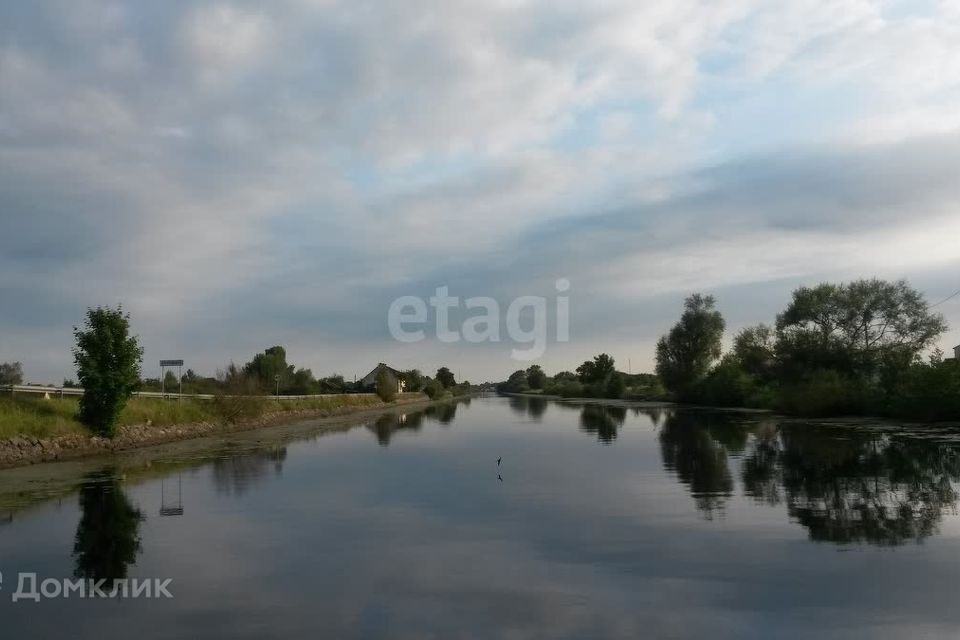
[{"x1": 1, "y1": 385, "x2": 380, "y2": 401}]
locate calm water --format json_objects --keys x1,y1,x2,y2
[{"x1": 4, "y1": 396, "x2": 960, "y2": 639}]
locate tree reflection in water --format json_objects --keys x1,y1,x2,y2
[
  {"x1": 743, "y1": 425, "x2": 960, "y2": 546},
  {"x1": 367, "y1": 411, "x2": 425, "y2": 446},
  {"x1": 506, "y1": 395, "x2": 547, "y2": 421},
  {"x1": 641, "y1": 407, "x2": 960, "y2": 545},
  {"x1": 72, "y1": 472, "x2": 144, "y2": 585},
  {"x1": 579, "y1": 405, "x2": 627, "y2": 444},
  {"x1": 657, "y1": 411, "x2": 742, "y2": 518}
]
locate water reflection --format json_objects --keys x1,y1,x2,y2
[
  {"x1": 645, "y1": 407, "x2": 960, "y2": 544},
  {"x1": 72, "y1": 472, "x2": 143, "y2": 585},
  {"x1": 579, "y1": 404, "x2": 626, "y2": 443},
  {"x1": 658, "y1": 411, "x2": 738, "y2": 517},
  {"x1": 367, "y1": 401, "x2": 465, "y2": 445},
  {"x1": 742, "y1": 426, "x2": 960, "y2": 546},
  {"x1": 367, "y1": 412, "x2": 425, "y2": 446},
  {"x1": 506, "y1": 395, "x2": 548, "y2": 421},
  {"x1": 211, "y1": 445, "x2": 287, "y2": 496}
]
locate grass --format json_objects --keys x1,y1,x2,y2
[{"x1": 0, "y1": 393, "x2": 392, "y2": 440}]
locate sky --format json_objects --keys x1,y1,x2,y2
[{"x1": 1, "y1": 0, "x2": 959, "y2": 384}]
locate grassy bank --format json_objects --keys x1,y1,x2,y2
[{"x1": 0, "y1": 394, "x2": 386, "y2": 440}]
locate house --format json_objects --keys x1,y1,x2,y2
[
  {"x1": 359, "y1": 363, "x2": 406, "y2": 394},
  {"x1": 945, "y1": 345, "x2": 960, "y2": 364}
]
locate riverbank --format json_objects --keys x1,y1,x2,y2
[{"x1": 0, "y1": 393, "x2": 436, "y2": 469}]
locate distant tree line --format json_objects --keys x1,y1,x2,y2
[
  {"x1": 654, "y1": 278, "x2": 960, "y2": 420},
  {"x1": 496, "y1": 355, "x2": 660, "y2": 399}
]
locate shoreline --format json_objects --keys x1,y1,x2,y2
[{"x1": 0, "y1": 393, "x2": 451, "y2": 471}]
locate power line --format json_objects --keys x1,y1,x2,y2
[{"x1": 931, "y1": 288, "x2": 960, "y2": 308}]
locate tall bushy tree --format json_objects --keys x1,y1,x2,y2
[
  {"x1": 436, "y1": 367, "x2": 456, "y2": 389},
  {"x1": 656, "y1": 294, "x2": 725, "y2": 398},
  {"x1": 73, "y1": 306, "x2": 143, "y2": 436},
  {"x1": 576, "y1": 354, "x2": 616, "y2": 384},
  {"x1": 776, "y1": 279, "x2": 946, "y2": 380},
  {"x1": 243, "y1": 346, "x2": 295, "y2": 392},
  {"x1": 0, "y1": 361, "x2": 24, "y2": 386},
  {"x1": 400, "y1": 369, "x2": 424, "y2": 392},
  {"x1": 731, "y1": 324, "x2": 776, "y2": 382},
  {"x1": 526, "y1": 365, "x2": 547, "y2": 390},
  {"x1": 375, "y1": 368, "x2": 398, "y2": 402}
]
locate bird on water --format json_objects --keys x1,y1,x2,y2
[{"x1": 497, "y1": 457, "x2": 502, "y2": 466}]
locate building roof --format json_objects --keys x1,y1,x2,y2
[{"x1": 360, "y1": 363, "x2": 403, "y2": 383}]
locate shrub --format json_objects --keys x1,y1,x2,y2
[
  {"x1": 375, "y1": 369, "x2": 398, "y2": 402},
  {"x1": 213, "y1": 363, "x2": 268, "y2": 423},
  {"x1": 605, "y1": 373, "x2": 626, "y2": 399},
  {"x1": 775, "y1": 369, "x2": 867, "y2": 417},
  {"x1": 423, "y1": 379, "x2": 444, "y2": 399},
  {"x1": 73, "y1": 307, "x2": 143, "y2": 436}
]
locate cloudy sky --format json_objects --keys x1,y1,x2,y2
[{"x1": 1, "y1": 0, "x2": 959, "y2": 384}]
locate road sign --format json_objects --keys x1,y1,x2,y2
[{"x1": 160, "y1": 359, "x2": 184, "y2": 367}]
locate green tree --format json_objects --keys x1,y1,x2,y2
[
  {"x1": 436, "y1": 367, "x2": 456, "y2": 389},
  {"x1": 73, "y1": 306, "x2": 143, "y2": 436},
  {"x1": 288, "y1": 368, "x2": 318, "y2": 395},
  {"x1": 243, "y1": 346, "x2": 295, "y2": 392},
  {"x1": 526, "y1": 365, "x2": 547, "y2": 390},
  {"x1": 731, "y1": 324, "x2": 776, "y2": 382},
  {"x1": 498, "y1": 369, "x2": 528, "y2": 393},
  {"x1": 605, "y1": 372, "x2": 626, "y2": 399},
  {"x1": 375, "y1": 368, "x2": 399, "y2": 402},
  {"x1": 576, "y1": 354, "x2": 616, "y2": 384},
  {"x1": 776, "y1": 279, "x2": 946, "y2": 380},
  {"x1": 0, "y1": 361, "x2": 23, "y2": 386},
  {"x1": 655, "y1": 294, "x2": 725, "y2": 399},
  {"x1": 424, "y1": 378, "x2": 445, "y2": 399},
  {"x1": 400, "y1": 369, "x2": 424, "y2": 392}
]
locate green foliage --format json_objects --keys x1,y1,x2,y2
[
  {"x1": 526, "y1": 365, "x2": 547, "y2": 390},
  {"x1": 243, "y1": 346, "x2": 295, "y2": 392},
  {"x1": 497, "y1": 369, "x2": 529, "y2": 393},
  {"x1": 435, "y1": 367, "x2": 456, "y2": 389},
  {"x1": 0, "y1": 361, "x2": 24, "y2": 386},
  {"x1": 375, "y1": 368, "x2": 398, "y2": 402},
  {"x1": 731, "y1": 324, "x2": 776, "y2": 382},
  {"x1": 73, "y1": 306, "x2": 144, "y2": 436},
  {"x1": 886, "y1": 353, "x2": 960, "y2": 421},
  {"x1": 423, "y1": 379, "x2": 445, "y2": 399},
  {"x1": 400, "y1": 369, "x2": 424, "y2": 392},
  {"x1": 775, "y1": 369, "x2": 871, "y2": 417},
  {"x1": 776, "y1": 279, "x2": 946, "y2": 380},
  {"x1": 656, "y1": 294, "x2": 725, "y2": 399},
  {"x1": 605, "y1": 373, "x2": 625, "y2": 399},
  {"x1": 690, "y1": 357, "x2": 762, "y2": 408},
  {"x1": 213, "y1": 363, "x2": 268, "y2": 423},
  {"x1": 576, "y1": 354, "x2": 615, "y2": 384}
]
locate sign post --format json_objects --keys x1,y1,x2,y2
[{"x1": 160, "y1": 360, "x2": 184, "y2": 400}]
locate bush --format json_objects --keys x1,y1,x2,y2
[
  {"x1": 775, "y1": 369, "x2": 868, "y2": 417},
  {"x1": 605, "y1": 373, "x2": 625, "y2": 399},
  {"x1": 423, "y1": 379, "x2": 444, "y2": 399},
  {"x1": 690, "y1": 359, "x2": 756, "y2": 407},
  {"x1": 73, "y1": 307, "x2": 144, "y2": 436},
  {"x1": 213, "y1": 364, "x2": 268, "y2": 423},
  {"x1": 376, "y1": 369, "x2": 398, "y2": 402},
  {"x1": 887, "y1": 357, "x2": 960, "y2": 421}
]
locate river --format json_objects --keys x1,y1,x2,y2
[{"x1": 2, "y1": 395, "x2": 960, "y2": 638}]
